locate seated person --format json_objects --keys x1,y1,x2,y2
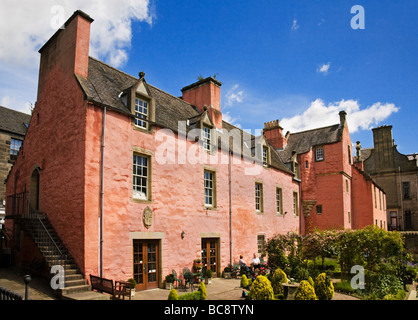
[
  {"x1": 239, "y1": 255, "x2": 254, "y2": 276},
  {"x1": 251, "y1": 253, "x2": 261, "y2": 270}
]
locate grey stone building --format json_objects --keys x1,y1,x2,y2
[
  {"x1": 357, "y1": 125, "x2": 418, "y2": 231},
  {"x1": 0, "y1": 106, "x2": 31, "y2": 224}
]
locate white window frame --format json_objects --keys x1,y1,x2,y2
[
  {"x1": 315, "y1": 147, "x2": 324, "y2": 161},
  {"x1": 202, "y1": 126, "x2": 211, "y2": 153},
  {"x1": 134, "y1": 98, "x2": 148, "y2": 129},
  {"x1": 204, "y1": 170, "x2": 215, "y2": 207},
  {"x1": 255, "y1": 183, "x2": 263, "y2": 212},
  {"x1": 133, "y1": 154, "x2": 149, "y2": 200}
]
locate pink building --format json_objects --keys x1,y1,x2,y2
[
  {"x1": 5, "y1": 11, "x2": 300, "y2": 295},
  {"x1": 263, "y1": 112, "x2": 387, "y2": 233}
]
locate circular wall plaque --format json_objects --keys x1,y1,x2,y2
[{"x1": 143, "y1": 207, "x2": 153, "y2": 229}]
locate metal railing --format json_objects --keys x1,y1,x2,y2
[
  {"x1": 6, "y1": 192, "x2": 67, "y2": 269},
  {"x1": 0, "y1": 286, "x2": 23, "y2": 300}
]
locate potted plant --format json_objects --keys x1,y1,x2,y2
[
  {"x1": 127, "y1": 278, "x2": 137, "y2": 298},
  {"x1": 193, "y1": 259, "x2": 203, "y2": 273},
  {"x1": 205, "y1": 269, "x2": 213, "y2": 285},
  {"x1": 165, "y1": 274, "x2": 175, "y2": 290},
  {"x1": 223, "y1": 265, "x2": 233, "y2": 279}
]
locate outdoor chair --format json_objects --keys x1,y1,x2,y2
[
  {"x1": 182, "y1": 267, "x2": 194, "y2": 292},
  {"x1": 172, "y1": 269, "x2": 182, "y2": 289}
]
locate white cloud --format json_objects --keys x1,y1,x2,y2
[
  {"x1": 0, "y1": 0, "x2": 154, "y2": 69},
  {"x1": 317, "y1": 62, "x2": 331, "y2": 74},
  {"x1": 291, "y1": 19, "x2": 300, "y2": 30},
  {"x1": 222, "y1": 112, "x2": 241, "y2": 129},
  {"x1": 280, "y1": 99, "x2": 399, "y2": 134},
  {"x1": 225, "y1": 84, "x2": 244, "y2": 107},
  {"x1": 0, "y1": 1, "x2": 153, "y2": 112}
]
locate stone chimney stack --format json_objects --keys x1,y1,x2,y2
[
  {"x1": 181, "y1": 77, "x2": 223, "y2": 129},
  {"x1": 339, "y1": 110, "x2": 347, "y2": 127},
  {"x1": 263, "y1": 120, "x2": 287, "y2": 149},
  {"x1": 37, "y1": 10, "x2": 93, "y2": 100}
]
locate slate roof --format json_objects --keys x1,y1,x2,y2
[
  {"x1": 279, "y1": 124, "x2": 342, "y2": 163},
  {"x1": 0, "y1": 106, "x2": 31, "y2": 136},
  {"x1": 76, "y1": 57, "x2": 293, "y2": 175}
]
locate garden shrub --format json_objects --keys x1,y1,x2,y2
[
  {"x1": 307, "y1": 276, "x2": 314, "y2": 288},
  {"x1": 314, "y1": 273, "x2": 334, "y2": 300},
  {"x1": 175, "y1": 282, "x2": 208, "y2": 300},
  {"x1": 295, "y1": 280, "x2": 317, "y2": 300},
  {"x1": 248, "y1": 276, "x2": 274, "y2": 300},
  {"x1": 271, "y1": 268, "x2": 288, "y2": 295},
  {"x1": 198, "y1": 282, "x2": 207, "y2": 300},
  {"x1": 168, "y1": 289, "x2": 178, "y2": 300},
  {"x1": 241, "y1": 274, "x2": 250, "y2": 288},
  {"x1": 178, "y1": 291, "x2": 202, "y2": 300}
]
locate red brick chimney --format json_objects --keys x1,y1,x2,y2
[
  {"x1": 263, "y1": 120, "x2": 287, "y2": 149},
  {"x1": 37, "y1": 10, "x2": 93, "y2": 99},
  {"x1": 181, "y1": 77, "x2": 222, "y2": 129}
]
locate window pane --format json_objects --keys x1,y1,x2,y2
[
  {"x1": 135, "y1": 98, "x2": 148, "y2": 129},
  {"x1": 133, "y1": 154, "x2": 149, "y2": 200},
  {"x1": 204, "y1": 171, "x2": 214, "y2": 206}
]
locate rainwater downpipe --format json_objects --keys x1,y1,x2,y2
[
  {"x1": 99, "y1": 106, "x2": 106, "y2": 278},
  {"x1": 229, "y1": 151, "x2": 232, "y2": 267}
]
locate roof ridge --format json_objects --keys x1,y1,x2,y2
[
  {"x1": 88, "y1": 56, "x2": 197, "y2": 109},
  {"x1": 288, "y1": 123, "x2": 339, "y2": 136}
]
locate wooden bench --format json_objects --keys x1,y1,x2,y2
[{"x1": 89, "y1": 274, "x2": 131, "y2": 300}]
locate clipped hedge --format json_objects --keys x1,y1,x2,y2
[
  {"x1": 240, "y1": 274, "x2": 250, "y2": 288},
  {"x1": 168, "y1": 282, "x2": 207, "y2": 300},
  {"x1": 295, "y1": 280, "x2": 317, "y2": 300},
  {"x1": 314, "y1": 273, "x2": 334, "y2": 300},
  {"x1": 271, "y1": 268, "x2": 288, "y2": 295},
  {"x1": 248, "y1": 276, "x2": 274, "y2": 300}
]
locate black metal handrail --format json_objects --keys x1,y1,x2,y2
[
  {"x1": 6, "y1": 192, "x2": 67, "y2": 269},
  {"x1": 0, "y1": 286, "x2": 23, "y2": 300}
]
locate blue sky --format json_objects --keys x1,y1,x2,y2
[{"x1": 1, "y1": 0, "x2": 417, "y2": 154}]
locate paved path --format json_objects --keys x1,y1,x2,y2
[{"x1": 3, "y1": 266, "x2": 405, "y2": 301}]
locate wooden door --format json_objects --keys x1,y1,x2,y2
[
  {"x1": 133, "y1": 240, "x2": 159, "y2": 291},
  {"x1": 201, "y1": 238, "x2": 218, "y2": 276}
]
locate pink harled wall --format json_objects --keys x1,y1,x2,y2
[{"x1": 83, "y1": 104, "x2": 300, "y2": 286}]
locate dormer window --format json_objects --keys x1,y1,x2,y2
[
  {"x1": 134, "y1": 97, "x2": 148, "y2": 129},
  {"x1": 262, "y1": 146, "x2": 268, "y2": 166},
  {"x1": 202, "y1": 125, "x2": 211, "y2": 153}
]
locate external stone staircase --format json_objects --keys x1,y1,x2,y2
[{"x1": 20, "y1": 214, "x2": 109, "y2": 300}]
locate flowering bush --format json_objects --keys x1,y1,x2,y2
[{"x1": 193, "y1": 259, "x2": 203, "y2": 273}]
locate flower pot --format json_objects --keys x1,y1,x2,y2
[
  {"x1": 205, "y1": 277, "x2": 212, "y2": 285},
  {"x1": 223, "y1": 272, "x2": 232, "y2": 279},
  {"x1": 165, "y1": 282, "x2": 174, "y2": 290}
]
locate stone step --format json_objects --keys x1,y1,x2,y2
[
  {"x1": 61, "y1": 291, "x2": 111, "y2": 300},
  {"x1": 65, "y1": 278, "x2": 87, "y2": 287},
  {"x1": 58, "y1": 284, "x2": 92, "y2": 296}
]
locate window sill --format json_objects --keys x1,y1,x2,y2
[
  {"x1": 255, "y1": 210, "x2": 264, "y2": 215},
  {"x1": 203, "y1": 205, "x2": 218, "y2": 211},
  {"x1": 131, "y1": 197, "x2": 154, "y2": 204},
  {"x1": 132, "y1": 124, "x2": 154, "y2": 135}
]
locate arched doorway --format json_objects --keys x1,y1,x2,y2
[{"x1": 29, "y1": 167, "x2": 40, "y2": 211}]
